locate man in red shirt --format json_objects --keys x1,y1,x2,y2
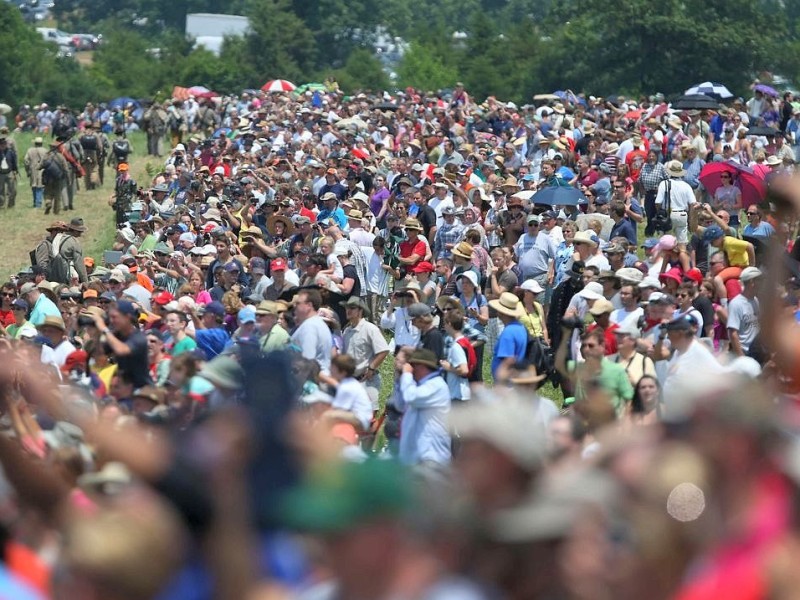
[
  {"x1": 399, "y1": 218, "x2": 427, "y2": 271},
  {"x1": 625, "y1": 133, "x2": 649, "y2": 181},
  {"x1": 587, "y1": 298, "x2": 619, "y2": 355},
  {"x1": 0, "y1": 282, "x2": 15, "y2": 327}
]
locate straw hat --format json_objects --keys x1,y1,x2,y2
[
  {"x1": 451, "y1": 241, "x2": 474, "y2": 260},
  {"x1": 267, "y1": 214, "x2": 296, "y2": 237},
  {"x1": 572, "y1": 230, "x2": 598, "y2": 247},
  {"x1": 488, "y1": 292, "x2": 524, "y2": 318},
  {"x1": 665, "y1": 160, "x2": 686, "y2": 178},
  {"x1": 404, "y1": 218, "x2": 423, "y2": 231}
]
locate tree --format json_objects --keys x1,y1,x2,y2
[
  {"x1": 330, "y1": 48, "x2": 390, "y2": 93},
  {"x1": 88, "y1": 28, "x2": 165, "y2": 98},
  {"x1": 396, "y1": 42, "x2": 458, "y2": 92},
  {"x1": 246, "y1": 0, "x2": 317, "y2": 83},
  {"x1": 0, "y1": 4, "x2": 54, "y2": 106}
]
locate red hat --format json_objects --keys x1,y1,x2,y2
[
  {"x1": 62, "y1": 350, "x2": 88, "y2": 374},
  {"x1": 271, "y1": 257, "x2": 288, "y2": 272},
  {"x1": 412, "y1": 261, "x2": 434, "y2": 274},
  {"x1": 153, "y1": 291, "x2": 175, "y2": 306},
  {"x1": 684, "y1": 268, "x2": 703, "y2": 285},
  {"x1": 659, "y1": 267, "x2": 683, "y2": 286}
]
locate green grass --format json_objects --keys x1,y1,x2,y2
[{"x1": 0, "y1": 130, "x2": 148, "y2": 281}]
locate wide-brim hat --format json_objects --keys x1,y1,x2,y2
[
  {"x1": 665, "y1": 160, "x2": 686, "y2": 177},
  {"x1": 197, "y1": 355, "x2": 244, "y2": 391},
  {"x1": 339, "y1": 296, "x2": 370, "y2": 315},
  {"x1": 77, "y1": 461, "x2": 131, "y2": 494},
  {"x1": 68, "y1": 217, "x2": 87, "y2": 232},
  {"x1": 572, "y1": 230, "x2": 598, "y2": 247},
  {"x1": 509, "y1": 365, "x2": 547, "y2": 385},
  {"x1": 36, "y1": 314, "x2": 66, "y2": 332},
  {"x1": 766, "y1": 155, "x2": 782, "y2": 166},
  {"x1": 403, "y1": 218, "x2": 423, "y2": 231},
  {"x1": 267, "y1": 214, "x2": 296, "y2": 237},
  {"x1": 436, "y1": 295, "x2": 460, "y2": 311},
  {"x1": 46, "y1": 220, "x2": 68, "y2": 233},
  {"x1": 501, "y1": 175, "x2": 519, "y2": 189},
  {"x1": 407, "y1": 348, "x2": 440, "y2": 369},
  {"x1": 489, "y1": 292, "x2": 524, "y2": 318},
  {"x1": 452, "y1": 241, "x2": 474, "y2": 260}
]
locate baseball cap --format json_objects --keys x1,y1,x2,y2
[
  {"x1": 638, "y1": 276, "x2": 661, "y2": 289},
  {"x1": 11, "y1": 298, "x2": 28, "y2": 311},
  {"x1": 740, "y1": 266, "x2": 762, "y2": 282},
  {"x1": 19, "y1": 282, "x2": 36, "y2": 295},
  {"x1": 577, "y1": 282, "x2": 604, "y2": 300},
  {"x1": 647, "y1": 292, "x2": 676, "y2": 305},
  {"x1": 238, "y1": 306, "x2": 256, "y2": 324},
  {"x1": 249, "y1": 257, "x2": 266, "y2": 274},
  {"x1": 614, "y1": 321, "x2": 641, "y2": 339},
  {"x1": 153, "y1": 291, "x2": 174, "y2": 306},
  {"x1": 664, "y1": 315, "x2": 697, "y2": 331},
  {"x1": 201, "y1": 301, "x2": 225, "y2": 317},
  {"x1": 82, "y1": 289, "x2": 98, "y2": 300},
  {"x1": 271, "y1": 257, "x2": 288, "y2": 272},
  {"x1": 701, "y1": 225, "x2": 725, "y2": 243},
  {"x1": 588, "y1": 298, "x2": 615, "y2": 316},
  {"x1": 115, "y1": 300, "x2": 139, "y2": 318},
  {"x1": 224, "y1": 262, "x2": 241, "y2": 273},
  {"x1": 642, "y1": 238, "x2": 659, "y2": 250},
  {"x1": 407, "y1": 302, "x2": 432, "y2": 318}
]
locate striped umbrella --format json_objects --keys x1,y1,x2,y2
[
  {"x1": 684, "y1": 82, "x2": 733, "y2": 100},
  {"x1": 261, "y1": 79, "x2": 296, "y2": 93}
]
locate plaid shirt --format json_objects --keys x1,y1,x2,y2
[
  {"x1": 639, "y1": 162, "x2": 668, "y2": 192},
  {"x1": 434, "y1": 222, "x2": 465, "y2": 259}
]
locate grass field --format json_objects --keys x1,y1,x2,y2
[{"x1": 0, "y1": 130, "x2": 149, "y2": 281}]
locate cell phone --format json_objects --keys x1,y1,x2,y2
[{"x1": 104, "y1": 250, "x2": 122, "y2": 265}]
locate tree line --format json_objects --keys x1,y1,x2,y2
[{"x1": 2, "y1": 0, "x2": 800, "y2": 110}]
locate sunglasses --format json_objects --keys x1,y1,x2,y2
[
  {"x1": 1, "y1": 292, "x2": 15, "y2": 297},
  {"x1": 746, "y1": 212, "x2": 758, "y2": 216},
  {"x1": 676, "y1": 293, "x2": 689, "y2": 298}
]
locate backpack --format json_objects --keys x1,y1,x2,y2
[
  {"x1": 456, "y1": 337, "x2": 478, "y2": 378},
  {"x1": 80, "y1": 134, "x2": 98, "y2": 151},
  {"x1": 30, "y1": 239, "x2": 52, "y2": 269},
  {"x1": 48, "y1": 235, "x2": 73, "y2": 284},
  {"x1": 525, "y1": 334, "x2": 555, "y2": 383},
  {"x1": 41, "y1": 154, "x2": 65, "y2": 185},
  {"x1": 112, "y1": 140, "x2": 130, "y2": 160}
]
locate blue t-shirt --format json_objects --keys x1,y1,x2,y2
[
  {"x1": 743, "y1": 221, "x2": 775, "y2": 238},
  {"x1": 491, "y1": 320, "x2": 528, "y2": 378}
]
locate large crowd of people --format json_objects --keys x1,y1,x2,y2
[{"x1": 0, "y1": 81, "x2": 798, "y2": 598}]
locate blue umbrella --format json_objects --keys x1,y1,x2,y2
[
  {"x1": 213, "y1": 127, "x2": 231, "y2": 138},
  {"x1": 108, "y1": 97, "x2": 140, "y2": 110},
  {"x1": 531, "y1": 186, "x2": 587, "y2": 207}
]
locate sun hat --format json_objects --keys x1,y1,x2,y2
[
  {"x1": 339, "y1": 296, "x2": 369, "y2": 313},
  {"x1": 197, "y1": 355, "x2": 244, "y2": 390},
  {"x1": 448, "y1": 394, "x2": 547, "y2": 471},
  {"x1": 403, "y1": 218, "x2": 423, "y2": 231},
  {"x1": 407, "y1": 348, "x2": 440, "y2": 369},
  {"x1": 638, "y1": 276, "x2": 661, "y2": 289},
  {"x1": 435, "y1": 295, "x2": 460, "y2": 311},
  {"x1": 488, "y1": 292, "x2": 524, "y2": 318},
  {"x1": 451, "y1": 241, "x2": 474, "y2": 260},
  {"x1": 573, "y1": 230, "x2": 598, "y2": 247},
  {"x1": 659, "y1": 267, "x2": 684, "y2": 286},
  {"x1": 255, "y1": 300, "x2": 280, "y2": 316},
  {"x1": 655, "y1": 234, "x2": 677, "y2": 252},
  {"x1": 457, "y1": 270, "x2": 479, "y2": 288},
  {"x1": 36, "y1": 315, "x2": 66, "y2": 332},
  {"x1": 616, "y1": 267, "x2": 644, "y2": 284},
  {"x1": 665, "y1": 160, "x2": 686, "y2": 177}
]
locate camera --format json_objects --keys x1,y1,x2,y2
[
  {"x1": 78, "y1": 315, "x2": 96, "y2": 327},
  {"x1": 561, "y1": 315, "x2": 585, "y2": 332}
]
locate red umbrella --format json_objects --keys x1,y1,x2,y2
[
  {"x1": 625, "y1": 109, "x2": 643, "y2": 120},
  {"x1": 699, "y1": 161, "x2": 766, "y2": 208},
  {"x1": 261, "y1": 79, "x2": 296, "y2": 93},
  {"x1": 646, "y1": 103, "x2": 669, "y2": 119}
]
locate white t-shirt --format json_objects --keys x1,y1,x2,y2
[
  {"x1": 332, "y1": 377, "x2": 373, "y2": 431},
  {"x1": 611, "y1": 306, "x2": 643, "y2": 326},
  {"x1": 655, "y1": 178, "x2": 696, "y2": 212}
]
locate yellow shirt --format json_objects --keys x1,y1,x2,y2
[
  {"x1": 519, "y1": 302, "x2": 545, "y2": 338},
  {"x1": 722, "y1": 236, "x2": 750, "y2": 267}
]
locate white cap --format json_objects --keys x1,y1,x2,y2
[
  {"x1": 520, "y1": 279, "x2": 544, "y2": 294},
  {"x1": 638, "y1": 276, "x2": 661, "y2": 289},
  {"x1": 577, "y1": 281, "x2": 603, "y2": 300},
  {"x1": 174, "y1": 143, "x2": 185, "y2": 152},
  {"x1": 213, "y1": 166, "x2": 225, "y2": 176}
]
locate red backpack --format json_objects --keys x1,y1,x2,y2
[{"x1": 456, "y1": 337, "x2": 478, "y2": 378}]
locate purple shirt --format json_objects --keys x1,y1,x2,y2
[{"x1": 370, "y1": 187, "x2": 390, "y2": 215}]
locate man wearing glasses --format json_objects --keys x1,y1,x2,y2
[{"x1": 742, "y1": 206, "x2": 775, "y2": 238}]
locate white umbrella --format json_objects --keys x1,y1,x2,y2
[
  {"x1": 511, "y1": 190, "x2": 535, "y2": 201},
  {"x1": 261, "y1": 79, "x2": 297, "y2": 93},
  {"x1": 336, "y1": 116, "x2": 369, "y2": 131}
]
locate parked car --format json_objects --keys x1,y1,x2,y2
[
  {"x1": 56, "y1": 44, "x2": 75, "y2": 59},
  {"x1": 36, "y1": 27, "x2": 73, "y2": 46},
  {"x1": 71, "y1": 33, "x2": 102, "y2": 51}
]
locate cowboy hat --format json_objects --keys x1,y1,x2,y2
[
  {"x1": 667, "y1": 117, "x2": 683, "y2": 129},
  {"x1": 347, "y1": 209, "x2": 364, "y2": 220},
  {"x1": 489, "y1": 292, "x2": 524, "y2": 318},
  {"x1": 267, "y1": 214, "x2": 296, "y2": 237},
  {"x1": 603, "y1": 142, "x2": 620, "y2": 154},
  {"x1": 665, "y1": 160, "x2": 686, "y2": 177},
  {"x1": 766, "y1": 155, "x2": 782, "y2": 166},
  {"x1": 501, "y1": 175, "x2": 519, "y2": 189},
  {"x1": 46, "y1": 220, "x2": 68, "y2": 232}
]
